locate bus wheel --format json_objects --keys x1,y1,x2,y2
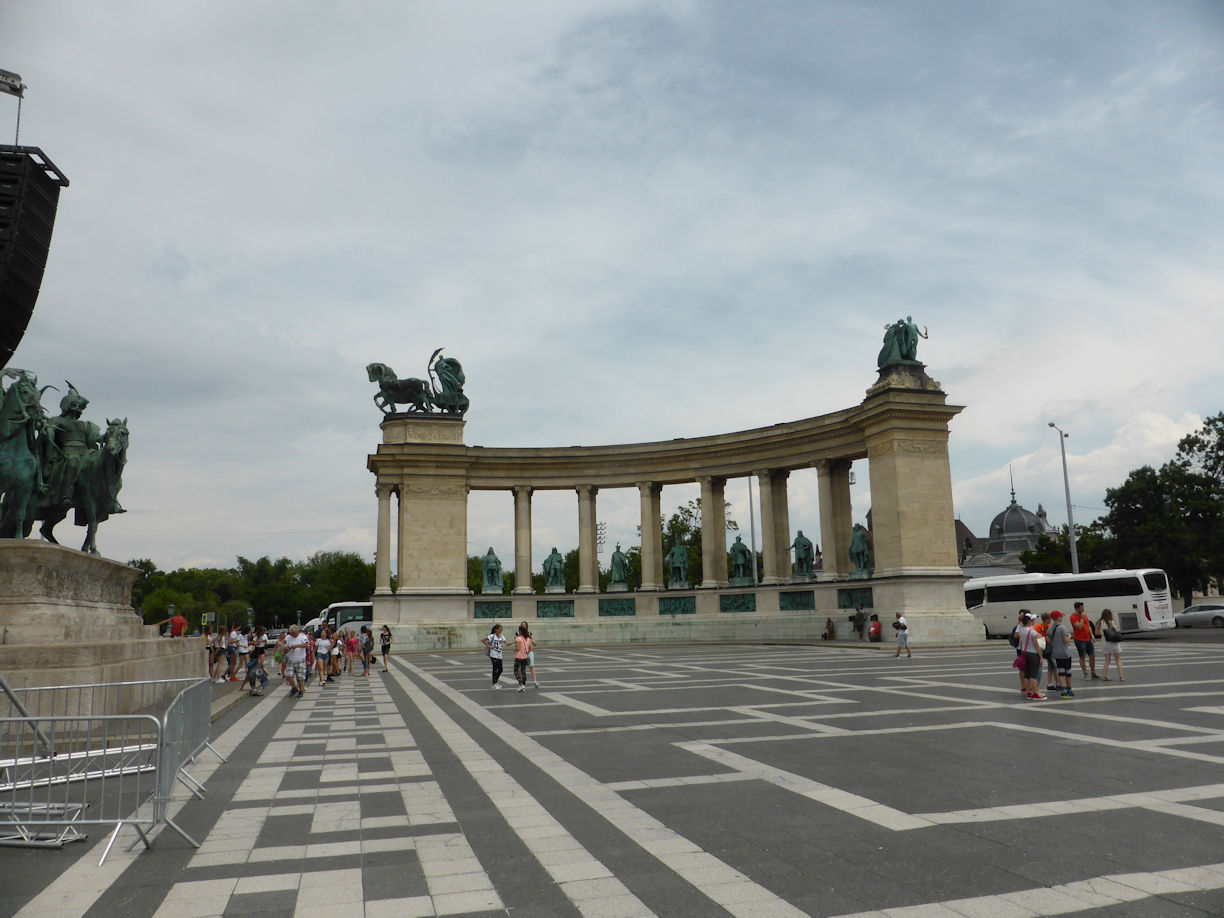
[{"x1": 1213, "y1": 616, "x2": 1224, "y2": 629}]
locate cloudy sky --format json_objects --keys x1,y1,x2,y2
[{"x1": 3, "y1": 1, "x2": 1222, "y2": 577}]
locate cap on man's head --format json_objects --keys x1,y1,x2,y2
[{"x1": 1050, "y1": 610, "x2": 1064, "y2": 619}]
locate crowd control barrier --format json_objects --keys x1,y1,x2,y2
[{"x1": 0, "y1": 674, "x2": 226, "y2": 865}]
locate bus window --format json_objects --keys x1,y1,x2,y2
[
  {"x1": 965, "y1": 588, "x2": 984, "y2": 609},
  {"x1": 1143, "y1": 571, "x2": 1169, "y2": 592}
]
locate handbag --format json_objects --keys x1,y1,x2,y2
[
  {"x1": 1104, "y1": 627, "x2": 1123, "y2": 642},
  {"x1": 1011, "y1": 654, "x2": 1025, "y2": 670}
]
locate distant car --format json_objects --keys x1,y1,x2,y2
[
  {"x1": 1175, "y1": 603, "x2": 1224, "y2": 628},
  {"x1": 266, "y1": 628, "x2": 288, "y2": 641}
]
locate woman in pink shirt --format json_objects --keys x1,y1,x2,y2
[{"x1": 512, "y1": 623, "x2": 534, "y2": 694}]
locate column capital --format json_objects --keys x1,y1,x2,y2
[
  {"x1": 575, "y1": 484, "x2": 598, "y2": 498},
  {"x1": 375, "y1": 484, "x2": 394, "y2": 499},
  {"x1": 753, "y1": 468, "x2": 772, "y2": 480},
  {"x1": 513, "y1": 485, "x2": 534, "y2": 498},
  {"x1": 696, "y1": 475, "x2": 727, "y2": 488}
]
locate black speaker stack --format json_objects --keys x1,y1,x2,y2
[{"x1": 0, "y1": 145, "x2": 69, "y2": 367}]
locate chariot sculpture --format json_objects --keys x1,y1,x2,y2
[{"x1": 367, "y1": 348, "x2": 469, "y2": 417}]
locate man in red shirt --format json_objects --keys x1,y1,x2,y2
[
  {"x1": 1069, "y1": 601, "x2": 1100, "y2": 680},
  {"x1": 152, "y1": 611, "x2": 190, "y2": 637}
]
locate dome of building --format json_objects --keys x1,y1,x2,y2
[{"x1": 986, "y1": 489, "x2": 1052, "y2": 555}]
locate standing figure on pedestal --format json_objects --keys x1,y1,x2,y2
[
  {"x1": 849, "y1": 523, "x2": 872, "y2": 575},
  {"x1": 481, "y1": 547, "x2": 504, "y2": 594},
  {"x1": 729, "y1": 535, "x2": 753, "y2": 582},
  {"x1": 542, "y1": 547, "x2": 565, "y2": 591},
  {"x1": 665, "y1": 542, "x2": 689, "y2": 588},
  {"x1": 789, "y1": 530, "x2": 816, "y2": 577},
  {"x1": 609, "y1": 543, "x2": 629, "y2": 586}
]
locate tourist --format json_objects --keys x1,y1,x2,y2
[
  {"x1": 235, "y1": 625, "x2": 251, "y2": 684},
  {"x1": 1069, "y1": 602, "x2": 1099, "y2": 680},
  {"x1": 1036, "y1": 612, "x2": 1055, "y2": 691},
  {"x1": 513, "y1": 623, "x2": 533, "y2": 692},
  {"x1": 204, "y1": 626, "x2": 221, "y2": 682},
  {"x1": 893, "y1": 612, "x2": 911, "y2": 658},
  {"x1": 245, "y1": 640, "x2": 268, "y2": 696},
  {"x1": 1009, "y1": 611, "x2": 1028, "y2": 694},
  {"x1": 360, "y1": 625, "x2": 374, "y2": 676},
  {"x1": 823, "y1": 617, "x2": 836, "y2": 641},
  {"x1": 1096, "y1": 609, "x2": 1126, "y2": 682},
  {"x1": 380, "y1": 625, "x2": 392, "y2": 671},
  {"x1": 1048, "y1": 610, "x2": 1074, "y2": 698},
  {"x1": 1016, "y1": 612, "x2": 1045, "y2": 699},
  {"x1": 330, "y1": 634, "x2": 342, "y2": 679},
  {"x1": 345, "y1": 629, "x2": 358, "y2": 673},
  {"x1": 274, "y1": 631, "x2": 287, "y2": 681},
  {"x1": 283, "y1": 624, "x2": 310, "y2": 698},
  {"x1": 315, "y1": 628, "x2": 333, "y2": 685},
  {"x1": 520, "y1": 621, "x2": 541, "y2": 688},
  {"x1": 853, "y1": 605, "x2": 867, "y2": 641},
  {"x1": 482, "y1": 623, "x2": 508, "y2": 689},
  {"x1": 868, "y1": 614, "x2": 882, "y2": 642},
  {"x1": 225, "y1": 623, "x2": 241, "y2": 682}
]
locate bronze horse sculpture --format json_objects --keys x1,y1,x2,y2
[
  {"x1": 32, "y1": 417, "x2": 129, "y2": 555},
  {"x1": 0, "y1": 369, "x2": 49, "y2": 539},
  {"x1": 367, "y1": 348, "x2": 469, "y2": 416}
]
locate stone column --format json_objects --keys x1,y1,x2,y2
[
  {"x1": 576, "y1": 485, "x2": 598, "y2": 593},
  {"x1": 513, "y1": 486, "x2": 533, "y2": 595},
  {"x1": 757, "y1": 470, "x2": 781, "y2": 585},
  {"x1": 698, "y1": 477, "x2": 727, "y2": 589},
  {"x1": 396, "y1": 480, "x2": 410, "y2": 593},
  {"x1": 816, "y1": 459, "x2": 854, "y2": 579},
  {"x1": 374, "y1": 485, "x2": 393, "y2": 595},
  {"x1": 771, "y1": 471, "x2": 791, "y2": 579},
  {"x1": 638, "y1": 482, "x2": 663, "y2": 591}
]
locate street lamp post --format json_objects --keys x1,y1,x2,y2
[{"x1": 1048, "y1": 422, "x2": 1079, "y2": 574}]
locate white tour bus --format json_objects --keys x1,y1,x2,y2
[
  {"x1": 314, "y1": 601, "x2": 373, "y2": 633},
  {"x1": 964, "y1": 569, "x2": 1174, "y2": 638}
]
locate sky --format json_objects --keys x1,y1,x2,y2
[{"x1": 2, "y1": 1, "x2": 1222, "y2": 578}]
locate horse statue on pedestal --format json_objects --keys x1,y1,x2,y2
[
  {"x1": 366, "y1": 348, "x2": 469, "y2": 417},
  {"x1": 0, "y1": 369, "x2": 49, "y2": 539},
  {"x1": 34, "y1": 417, "x2": 129, "y2": 555}
]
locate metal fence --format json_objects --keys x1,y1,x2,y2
[{"x1": 0, "y1": 674, "x2": 226, "y2": 865}]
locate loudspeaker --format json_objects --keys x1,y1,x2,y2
[{"x1": 0, "y1": 145, "x2": 69, "y2": 367}]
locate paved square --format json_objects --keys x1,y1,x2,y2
[{"x1": 9, "y1": 640, "x2": 1224, "y2": 916}]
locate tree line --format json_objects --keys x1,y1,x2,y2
[{"x1": 1022, "y1": 413, "x2": 1224, "y2": 606}]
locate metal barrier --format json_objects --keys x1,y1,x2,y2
[{"x1": 0, "y1": 674, "x2": 226, "y2": 865}]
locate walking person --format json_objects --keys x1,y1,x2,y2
[
  {"x1": 513, "y1": 622, "x2": 533, "y2": 692},
  {"x1": 1070, "y1": 602, "x2": 1100, "y2": 680},
  {"x1": 315, "y1": 628, "x2": 333, "y2": 685},
  {"x1": 1096, "y1": 608, "x2": 1126, "y2": 682},
  {"x1": 282, "y1": 624, "x2": 310, "y2": 698},
  {"x1": 380, "y1": 625, "x2": 392, "y2": 672},
  {"x1": 853, "y1": 605, "x2": 867, "y2": 641},
  {"x1": 1048, "y1": 610, "x2": 1075, "y2": 698},
  {"x1": 225, "y1": 623, "x2": 241, "y2": 682},
  {"x1": 1036, "y1": 612, "x2": 1055, "y2": 692},
  {"x1": 482, "y1": 623, "x2": 509, "y2": 689},
  {"x1": 359, "y1": 625, "x2": 374, "y2": 676},
  {"x1": 519, "y1": 621, "x2": 541, "y2": 688},
  {"x1": 893, "y1": 612, "x2": 911, "y2": 658}
]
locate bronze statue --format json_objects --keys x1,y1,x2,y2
[
  {"x1": 729, "y1": 535, "x2": 752, "y2": 579},
  {"x1": 877, "y1": 316, "x2": 928, "y2": 368},
  {"x1": 542, "y1": 546, "x2": 565, "y2": 587},
  {"x1": 790, "y1": 530, "x2": 816, "y2": 576},
  {"x1": 665, "y1": 542, "x2": 689, "y2": 586},
  {"x1": 849, "y1": 523, "x2": 872, "y2": 572},
  {"x1": 609, "y1": 543, "x2": 629, "y2": 584},
  {"x1": 367, "y1": 348, "x2": 469, "y2": 416},
  {"x1": 481, "y1": 547, "x2": 503, "y2": 590},
  {"x1": 0, "y1": 369, "x2": 48, "y2": 539}
]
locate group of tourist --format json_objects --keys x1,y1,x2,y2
[
  {"x1": 482, "y1": 621, "x2": 541, "y2": 692},
  {"x1": 202, "y1": 621, "x2": 395, "y2": 698},
  {"x1": 1010, "y1": 601, "x2": 1124, "y2": 700}
]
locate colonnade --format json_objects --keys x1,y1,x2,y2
[{"x1": 371, "y1": 465, "x2": 856, "y2": 596}]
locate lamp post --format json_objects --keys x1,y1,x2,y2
[{"x1": 1048, "y1": 422, "x2": 1079, "y2": 574}]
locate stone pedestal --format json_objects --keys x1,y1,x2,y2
[
  {"x1": 668, "y1": 580, "x2": 691, "y2": 591},
  {"x1": 545, "y1": 584, "x2": 566, "y2": 594},
  {"x1": 607, "y1": 582, "x2": 629, "y2": 592},
  {"x1": 0, "y1": 540, "x2": 202, "y2": 691}
]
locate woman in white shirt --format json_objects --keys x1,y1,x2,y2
[{"x1": 315, "y1": 629, "x2": 334, "y2": 685}]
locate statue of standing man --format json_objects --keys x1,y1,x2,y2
[
  {"x1": 609, "y1": 543, "x2": 629, "y2": 584},
  {"x1": 849, "y1": 523, "x2": 872, "y2": 573},
  {"x1": 542, "y1": 546, "x2": 565, "y2": 590},
  {"x1": 481, "y1": 547, "x2": 503, "y2": 593},
  {"x1": 877, "y1": 316, "x2": 928, "y2": 368},
  {"x1": 790, "y1": 530, "x2": 815, "y2": 576}
]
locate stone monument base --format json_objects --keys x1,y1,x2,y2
[
  {"x1": 479, "y1": 584, "x2": 505, "y2": 595},
  {"x1": 607, "y1": 582, "x2": 629, "y2": 592},
  {"x1": 0, "y1": 540, "x2": 203, "y2": 693},
  {"x1": 545, "y1": 584, "x2": 566, "y2": 594},
  {"x1": 667, "y1": 580, "x2": 691, "y2": 591},
  {"x1": 728, "y1": 576, "x2": 753, "y2": 587}
]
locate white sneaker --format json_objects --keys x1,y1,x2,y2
[
  {"x1": 533, "y1": 682, "x2": 541, "y2": 688},
  {"x1": 492, "y1": 683, "x2": 502, "y2": 690},
  {"x1": 517, "y1": 685, "x2": 526, "y2": 693}
]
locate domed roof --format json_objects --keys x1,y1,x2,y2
[{"x1": 989, "y1": 495, "x2": 1042, "y2": 539}]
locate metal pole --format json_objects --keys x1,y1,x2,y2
[
  {"x1": 1049, "y1": 422, "x2": 1079, "y2": 574},
  {"x1": 747, "y1": 476, "x2": 759, "y2": 583}
]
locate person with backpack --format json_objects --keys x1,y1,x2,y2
[
  {"x1": 1048, "y1": 610, "x2": 1075, "y2": 698},
  {"x1": 1015, "y1": 612, "x2": 1046, "y2": 700}
]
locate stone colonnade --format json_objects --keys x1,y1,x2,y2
[{"x1": 367, "y1": 364, "x2": 970, "y2": 632}]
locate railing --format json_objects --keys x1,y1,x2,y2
[{"x1": 0, "y1": 674, "x2": 226, "y2": 865}]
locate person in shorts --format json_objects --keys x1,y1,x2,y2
[
  {"x1": 1069, "y1": 601, "x2": 1099, "y2": 680},
  {"x1": 283, "y1": 624, "x2": 311, "y2": 698},
  {"x1": 1048, "y1": 610, "x2": 1075, "y2": 698},
  {"x1": 893, "y1": 612, "x2": 911, "y2": 658}
]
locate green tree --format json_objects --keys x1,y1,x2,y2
[{"x1": 1021, "y1": 523, "x2": 1114, "y2": 574}]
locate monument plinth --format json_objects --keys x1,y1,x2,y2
[{"x1": 0, "y1": 540, "x2": 200, "y2": 690}]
